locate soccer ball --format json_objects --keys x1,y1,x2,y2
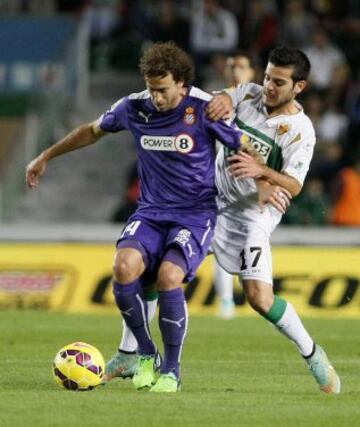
[{"x1": 53, "y1": 342, "x2": 105, "y2": 391}]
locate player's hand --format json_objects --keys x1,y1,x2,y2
[
  {"x1": 25, "y1": 156, "x2": 47, "y2": 189},
  {"x1": 228, "y1": 151, "x2": 264, "y2": 179},
  {"x1": 257, "y1": 181, "x2": 292, "y2": 214},
  {"x1": 206, "y1": 93, "x2": 233, "y2": 121}
]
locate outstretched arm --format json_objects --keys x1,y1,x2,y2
[{"x1": 26, "y1": 121, "x2": 106, "y2": 189}]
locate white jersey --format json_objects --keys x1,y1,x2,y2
[{"x1": 215, "y1": 83, "x2": 316, "y2": 234}]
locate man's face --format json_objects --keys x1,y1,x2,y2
[
  {"x1": 145, "y1": 73, "x2": 185, "y2": 111},
  {"x1": 262, "y1": 62, "x2": 303, "y2": 110},
  {"x1": 231, "y1": 56, "x2": 254, "y2": 84}
]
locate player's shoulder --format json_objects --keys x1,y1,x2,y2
[
  {"x1": 277, "y1": 109, "x2": 315, "y2": 146},
  {"x1": 240, "y1": 82, "x2": 263, "y2": 95},
  {"x1": 288, "y1": 108, "x2": 315, "y2": 136},
  {"x1": 188, "y1": 86, "x2": 213, "y2": 103},
  {"x1": 109, "y1": 90, "x2": 151, "y2": 112},
  {"x1": 228, "y1": 83, "x2": 263, "y2": 106},
  {"x1": 128, "y1": 89, "x2": 151, "y2": 101},
  {"x1": 237, "y1": 82, "x2": 262, "y2": 97}
]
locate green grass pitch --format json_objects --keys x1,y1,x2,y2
[{"x1": 0, "y1": 311, "x2": 359, "y2": 427}]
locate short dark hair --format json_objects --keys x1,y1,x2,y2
[
  {"x1": 268, "y1": 46, "x2": 311, "y2": 82},
  {"x1": 139, "y1": 41, "x2": 195, "y2": 85}
]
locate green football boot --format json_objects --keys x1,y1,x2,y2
[
  {"x1": 150, "y1": 372, "x2": 181, "y2": 393},
  {"x1": 306, "y1": 345, "x2": 341, "y2": 394},
  {"x1": 102, "y1": 351, "x2": 138, "y2": 383},
  {"x1": 132, "y1": 355, "x2": 158, "y2": 390}
]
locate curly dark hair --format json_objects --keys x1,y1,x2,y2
[{"x1": 139, "y1": 41, "x2": 195, "y2": 85}]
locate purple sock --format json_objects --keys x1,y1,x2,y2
[
  {"x1": 113, "y1": 280, "x2": 156, "y2": 355},
  {"x1": 158, "y1": 287, "x2": 188, "y2": 379}
]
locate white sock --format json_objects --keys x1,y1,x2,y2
[
  {"x1": 119, "y1": 298, "x2": 158, "y2": 352},
  {"x1": 275, "y1": 302, "x2": 314, "y2": 356},
  {"x1": 214, "y1": 260, "x2": 234, "y2": 302}
]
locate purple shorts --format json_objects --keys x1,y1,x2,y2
[{"x1": 117, "y1": 212, "x2": 215, "y2": 282}]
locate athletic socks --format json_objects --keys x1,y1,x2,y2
[
  {"x1": 113, "y1": 280, "x2": 156, "y2": 355},
  {"x1": 264, "y1": 295, "x2": 314, "y2": 357},
  {"x1": 158, "y1": 287, "x2": 188, "y2": 379},
  {"x1": 214, "y1": 261, "x2": 234, "y2": 302},
  {"x1": 119, "y1": 295, "x2": 158, "y2": 353}
]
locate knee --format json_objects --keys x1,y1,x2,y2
[
  {"x1": 157, "y1": 263, "x2": 184, "y2": 291},
  {"x1": 113, "y1": 251, "x2": 143, "y2": 284},
  {"x1": 244, "y1": 282, "x2": 274, "y2": 315}
]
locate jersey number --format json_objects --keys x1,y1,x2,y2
[
  {"x1": 121, "y1": 220, "x2": 141, "y2": 238},
  {"x1": 240, "y1": 247, "x2": 262, "y2": 270}
]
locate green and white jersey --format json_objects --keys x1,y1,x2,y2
[{"x1": 215, "y1": 83, "x2": 316, "y2": 233}]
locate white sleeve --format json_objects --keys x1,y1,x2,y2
[
  {"x1": 281, "y1": 122, "x2": 316, "y2": 186},
  {"x1": 224, "y1": 83, "x2": 262, "y2": 109},
  {"x1": 224, "y1": 85, "x2": 249, "y2": 109}
]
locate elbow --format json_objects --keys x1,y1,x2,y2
[{"x1": 290, "y1": 183, "x2": 302, "y2": 198}]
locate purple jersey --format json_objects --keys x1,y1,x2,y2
[{"x1": 98, "y1": 86, "x2": 242, "y2": 217}]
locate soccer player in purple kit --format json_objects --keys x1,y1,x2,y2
[{"x1": 26, "y1": 42, "x2": 246, "y2": 393}]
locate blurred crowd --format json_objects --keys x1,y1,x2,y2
[{"x1": 2, "y1": 0, "x2": 360, "y2": 226}]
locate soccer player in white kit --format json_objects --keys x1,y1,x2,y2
[{"x1": 208, "y1": 46, "x2": 341, "y2": 394}]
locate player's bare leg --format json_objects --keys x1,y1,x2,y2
[{"x1": 243, "y1": 279, "x2": 340, "y2": 394}]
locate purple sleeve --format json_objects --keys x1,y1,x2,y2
[
  {"x1": 98, "y1": 97, "x2": 129, "y2": 133},
  {"x1": 203, "y1": 114, "x2": 242, "y2": 150}
]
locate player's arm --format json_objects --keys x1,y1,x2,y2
[
  {"x1": 26, "y1": 121, "x2": 107, "y2": 189},
  {"x1": 227, "y1": 151, "x2": 302, "y2": 197},
  {"x1": 256, "y1": 179, "x2": 292, "y2": 214},
  {"x1": 206, "y1": 84, "x2": 249, "y2": 121},
  {"x1": 206, "y1": 92, "x2": 233, "y2": 121}
]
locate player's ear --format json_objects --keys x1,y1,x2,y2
[{"x1": 294, "y1": 80, "x2": 306, "y2": 95}]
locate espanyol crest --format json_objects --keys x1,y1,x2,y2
[{"x1": 183, "y1": 106, "x2": 196, "y2": 125}]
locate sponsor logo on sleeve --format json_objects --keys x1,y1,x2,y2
[{"x1": 294, "y1": 161, "x2": 304, "y2": 171}]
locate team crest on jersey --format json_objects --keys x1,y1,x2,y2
[
  {"x1": 278, "y1": 122, "x2": 290, "y2": 135},
  {"x1": 183, "y1": 107, "x2": 196, "y2": 125}
]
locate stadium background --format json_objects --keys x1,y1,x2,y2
[{"x1": 0, "y1": 0, "x2": 359, "y2": 317}]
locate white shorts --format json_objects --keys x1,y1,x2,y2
[{"x1": 212, "y1": 214, "x2": 273, "y2": 285}]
